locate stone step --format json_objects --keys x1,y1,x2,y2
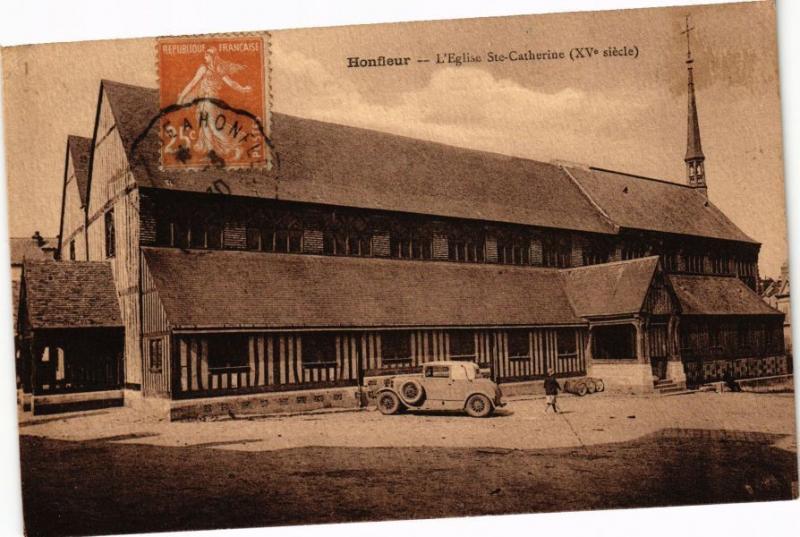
[
  {"x1": 656, "y1": 385, "x2": 686, "y2": 395},
  {"x1": 654, "y1": 382, "x2": 678, "y2": 389},
  {"x1": 661, "y1": 389, "x2": 699, "y2": 397},
  {"x1": 655, "y1": 380, "x2": 677, "y2": 386}
]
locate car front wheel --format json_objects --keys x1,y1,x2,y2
[
  {"x1": 465, "y1": 394, "x2": 493, "y2": 418},
  {"x1": 377, "y1": 391, "x2": 402, "y2": 415}
]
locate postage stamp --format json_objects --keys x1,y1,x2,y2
[{"x1": 156, "y1": 34, "x2": 270, "y2": 170}]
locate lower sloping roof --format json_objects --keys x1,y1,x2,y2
[
  {"x1": 560, "y1": 257, "x2": 659, "y2": 318},
  {"x1": 669, "y1": 274, "x2": 782, "y2": 316},
  {"x1": 142, "y1": 247, "x2": 582, "y2": 329},
  {"x1": 22, "y1": 261, "x2": 123, "y2": 329}
]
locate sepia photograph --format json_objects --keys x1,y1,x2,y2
[{"x1": 0, "y1": 1, "x2": 798, "y2": 536}]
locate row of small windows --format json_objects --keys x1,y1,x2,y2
[
  {"x1": 149, "y1": 329, "x2": 580, "y2": 372},
  {"x1": 155, "y1": 216, "x2": 576, "y2": 267},
  {"x1": 149, "y1": 214, "x2": 755, "y2": 275}
]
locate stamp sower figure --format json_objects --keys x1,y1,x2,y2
[
  {"x1": 544, "y1": 368, "x2": 561, "y2": 413},
  {"x1": 177, "y1": 47, "x2": 253, "y2": 160}
]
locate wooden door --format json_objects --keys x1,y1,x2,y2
[{"x1": 648, "y1": 323, "x2": 668, "y2": 380}]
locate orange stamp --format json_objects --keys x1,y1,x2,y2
[{"x1": 157, "y1": 35, "x2": 269, "y2": 170}]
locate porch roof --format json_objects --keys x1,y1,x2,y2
[
  {"x1": 560, "y1": 256, "x2": 659, "y2": 318},
  {"x1": 668, "y1": 274, "x2": 783, "y2": 316},
  {"x1": 22, "y1": 261, "x2": 123, "y2": 330},
  {"x1": 142, "y1": 247, "x2": 583, "y2": 330}
]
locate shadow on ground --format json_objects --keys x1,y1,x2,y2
[{"x1": 19, "y1": 428, "x2": 799, "y2": 537}]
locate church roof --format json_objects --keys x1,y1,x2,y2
[
  {"x1": 67, "y1": 135, "x2": 92, "y2": 207},
  {"x1": 100, "y1": 79, "x2": 756, "y2": 245},
  {"x1": 669, "y1": 274, "x2": 782, "y2": 316},
  {"x1": 561, "y1": 256, "x2": 660, "y2": 318},
  {"x1": 21, "y1": 261, "x2": 123, "y2": 329},
  {"x1": 565, "y1": 166, "x2": 756, "y2": 244},
  {"x1": 142, "y1": 247, "x2": 583, "y2": 329},
  {"x1": 102, "y1": 80, "x2": 614, "y2": 235}
]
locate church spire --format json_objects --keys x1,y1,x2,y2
[{"x1": 682, "y1": 15, "x2": 706, "y2": 193}]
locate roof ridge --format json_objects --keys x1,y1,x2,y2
[
  {"x1": 101, "y1": 79, "x2": 158, "y2": 92},
  {"x1": 589, "y1": 166, "x2": 691, "y2": 188}
]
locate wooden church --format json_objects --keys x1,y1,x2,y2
[{"x1": 16, "y1": 34, "x2": 787, "y2": 417}]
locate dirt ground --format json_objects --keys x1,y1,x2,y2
[{"x1": 16, "y1": 392, "x2": 800, "y2": 537}]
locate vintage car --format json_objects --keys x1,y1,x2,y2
[{"x1": 371, "y1": 361, "x2": 505, "y2": 417}]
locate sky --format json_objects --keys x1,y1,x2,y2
[{"x1": 1, "y1": 0, "x2": 788, "y2": 277}]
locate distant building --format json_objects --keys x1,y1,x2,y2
[
  {"x1": 10, "y1": 232, "x2": 57, "y2": 281},
  {"x1": 10, "y1": 232, "x2": 57, "y2": 391},
  {"x1": 762, "y1": 261, "x2": 791, "y2": 359}
]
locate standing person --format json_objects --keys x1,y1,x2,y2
[{"x1": 544, "y1": 368, "x2": 561, "y2": 413}]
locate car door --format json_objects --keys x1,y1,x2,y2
[
  {"x1": 447, "y1": 363, "x2": 472, "y2": 401},
  {"x1": 422, "y1": 365, "x2": 451, "y2": 402}
]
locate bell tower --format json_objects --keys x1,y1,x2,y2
[{"x1": 682, "y1": 15, "x2": 706, "y2": 194}]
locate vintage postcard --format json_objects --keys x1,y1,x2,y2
[{"x1": 1, "y1": 1, "x2": 797, "y2": 536}]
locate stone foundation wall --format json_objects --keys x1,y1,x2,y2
[
  {"x1": 588, "y1": 362, "x2": 654, "y2": 394},
  {"x1": 169, "y1": 386, "x2": 362, "y2": 421},
  {"x1": 32, "y1": 389, "x2": 124, "y2": 415}
]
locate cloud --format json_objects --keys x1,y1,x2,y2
[{"x1": 271, "y1": 46, "x2": 659, "y2": 168}]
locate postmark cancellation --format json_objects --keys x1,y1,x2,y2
[{"x1": 156, "y1": 34, "x2": 270, "y2": 170}]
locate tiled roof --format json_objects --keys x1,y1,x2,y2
[
  {"x1": 565, "y1": 166, "x2": 756, "y2": 244},
  {"x1": 67, "y1": 135, "x2": 92, "y2": 207},
  {"x1": 561, "y1": 256, "x2": 659, "y2": 318},
  {"x1": 142, "y1": 247, "x2": 583, "y2": 329},
  {"x1": 101, "y1": 80, "x2": 757, "y2": 245},
  {"x1": 102, "y1": 80, "x2": 615, "y2": 235},
  {"x1": 669, "y1": 274, "x2": 782, "y2": 316},
  {"x1": 22, "y1": 261, "x2": 123, "y2": 329},
  {"x1": 9, "y1": 237, "x2": 56, "y2": 265}
]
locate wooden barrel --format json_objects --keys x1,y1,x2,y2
[{"x1": 564, "y1": 379, "x2": 588, "y2": 396}]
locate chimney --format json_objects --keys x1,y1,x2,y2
[{"x1": 32, "y1": 230, "x2": 45, "y2": 247}]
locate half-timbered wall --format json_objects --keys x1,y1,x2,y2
[
  {"x1": 680, "y1": 316, "x2": 784, "y2": 361},
  {"x1": 61, "y1": 152, "x2": 88, "y2": 260},
  {"x1": 141, "y1": 259, "x2": 170, "y2": 396},
  {"x1": 680, "y1": 315, "x2": 787, "y2": 385},
  {"x1": 85, "y1": 87, "x2": 142, "y2": 389},
  {"x1": 173, "y1": 327, "x2": 587, "y2": 399}
]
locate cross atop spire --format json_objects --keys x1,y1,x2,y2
[
  {"x1": 682, "y1": 14, "x2": 706, "y2": 194},
  {"x1": 680, "y1": 14, "x2": 695, "y2": 63}
]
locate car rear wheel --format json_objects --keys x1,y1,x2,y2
[
  {"x1": 377, "y1": 391, "x2": 402, "y2": 415},
  {"x1": 465, "y1": 394, "x2": 493, "y2": 418},
  {"x1": 399, "y1": 379, "x2": 425, "y2": 405}
]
